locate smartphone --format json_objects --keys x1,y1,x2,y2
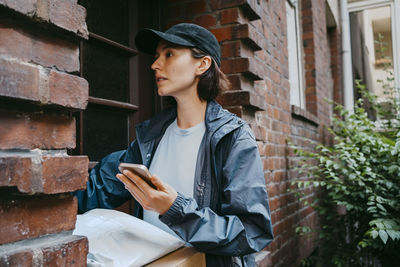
[{"x1": 118, "y1": 163, "x2": 156, "y2": 189}]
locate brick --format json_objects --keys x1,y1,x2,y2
[
  {"x1": 273, "y1": 171, "x2": 285, "y2": 183},
  {"x1": 250, "y1": 123, "x2": 267, "y2": 142},
  {"x1": 0, "y1": 0, "x2": 36, "y2": 14},
  {"x1": 42, "y1": 155, "x2": 88, "y2": 193},
  {"x1": 32, "y1": 33, "x2": 79, "y2": 73},
  {"x1": 227, "y1": 74, "x2": 242, "y2": 90},
  {"x1": 221, "y1": 58, "x2": 248, "y2": 74},
  {"x1": 210, "y1": 0, "x2": 261, "y2": 20},
  {"x1": 218, "y1": 90, "x2": 266, "y2": 110},
  {"x1": 255, "y1": 250, "x2": 272, "y2": 267},
  {"x1": 221, "y1": 57, "x2": 263, "y2": 80},
  {"x1": 0, "y1": 25, "x2": 80, "y2": 72},
  {"x1": 194, "y1": 14, "x2": 217, "y2": 28},
  {"x1": 0, "y1": 58, "x2": 40, "y2": 101},
  {"x1": 0, "y1": 110, "x2": 76, "y2": 149},
  {"x1": 270, "y1": 69, "x2": 281, "y2": 84},
  {"x1": 221, "y1": 41, "x2": 241, "y2": 58},
  {"x1": 211, "y1": 24, "x2": 261, "y2": 51},
  {"x1": 0, "y1": 0, "x2": 88, "y2": 38},
  {"x1": 221, "y1": 8, "x2": 241, "y2": 25},
  {"x1": 48, "y1": 0, "x2": 88, "y2": 37},
  {"x1": 211, "y1": 26, "x2": 234, "y2": 42},
  {"x1": 225, "y1": 106, "x2": 243, "y2": 117},
  {"x1": 269, "y1": 197, "x2": 279, "y2": 211},
  {"x1": 0, "y1": 153, "x2": 88, "y2": 194},
  {"x1": 0, "y1": 26, "x2": 33, "y2": 61},
  {"x1": 210, "y1": 0, "x2": 245, "y2": 10},
  {"x1": 0, "y1": 196, "x2": 78, "y2": 245},
  {"x1": 48, "y1": 70, "x2": 88, "y2": 109},
  {"x1": 267, "y1": 184, "x2": 279, "y2": 198},
  {"x1": 0, "y1": 58, "x2": 88, "y2": 109},
  {"x1": 0, "y1": 231, "x2": 88, "y2": 266}
]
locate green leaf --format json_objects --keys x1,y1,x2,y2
[
  {"x1": 376, "y1": 222, "x2": 385, "y2": 229},
  {"x1": 387, "y1": 230, "x2": 398, "y2": 240},
  {"x1": 358, "y1": 241, "x2": 368, "y2": 248},
  {"x1": 376, "y1": 203, "x2": 386, "y2": 212},
  {"x1": 379, "y1": 230, "x2": 388, "y2": 244},
  {"x1": 371, "y1": 230, "x2": 379, "y2": 239}
]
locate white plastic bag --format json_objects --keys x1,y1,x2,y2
[{"x1": 73, "y1": 209, "x2": 185, "y2": 267}]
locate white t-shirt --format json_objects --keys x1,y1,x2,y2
[{"x1": 143, "y1": 119, "x2": 206, "y2": 237}]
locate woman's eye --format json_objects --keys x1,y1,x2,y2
[{"x1": 166, "y1": 52, "x2": 172, "y2": 57}]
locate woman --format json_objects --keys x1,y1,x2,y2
[{"x1": 76, "y1": 23, "x2": 273, "y2": 266}]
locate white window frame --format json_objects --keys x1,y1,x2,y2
[
  {"x1": 347, "y1": 0, "x2": 400, "y2": 98},
  {"x1": 286, "y1": 0, "x2": 306, "y2": 109}
]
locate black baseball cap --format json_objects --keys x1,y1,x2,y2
[{"x1": 135, "y1": 23, "x2": 221, "y2": 66}]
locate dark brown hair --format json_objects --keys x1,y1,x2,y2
[{"x1": 191, "y1": 48, "x2": 231, "y2": 101}]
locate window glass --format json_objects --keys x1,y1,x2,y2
[
  {"x1": 80, "y1": 0, "x2": 129, "y2": 46},
  {"x1": 82, "y1": 42, "x2": 129, "y2": 102},
  {"x1": 83, "y1": 107, "x2": 128, "y2": 161},
  {"x1": 286, "y1": 1, "x2": 305, "y2": 108},
  {"x1": 350, "y1": 5, "x2": 394, "y2": 100}
]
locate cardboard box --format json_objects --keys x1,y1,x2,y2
[{"x1": 145, "y1": 246, "x2": 205, "y2": 267}]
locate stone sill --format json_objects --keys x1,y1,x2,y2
[{"x1": 291, "y1": 105, "x2": 319, "y2": 126}]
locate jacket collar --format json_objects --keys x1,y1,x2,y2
[{"x1": 136, "y1": 100, "x2": 242, "y2": 144}]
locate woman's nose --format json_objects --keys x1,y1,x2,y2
[{"x1": 151, "y1": 57, "x2": 161, "y2": 70}]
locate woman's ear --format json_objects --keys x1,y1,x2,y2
[{"x1": 196, "y1": 56, "x2": 212, "y2": 75}]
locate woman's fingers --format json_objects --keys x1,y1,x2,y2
[
  {"x1": 117, "y1": 171, "x2": 156, "y2": 211},
  {"x1": 116, "y1": 173, "x2": 134, "y2": 188},
  {"x1": 122, "y1": 170, "x2": 154, "y2": 192},
  {"x1": 117, "y1": 171, "x2": 177, "y2": 214},
  {"x1": 150, "y1": 175, "x2": 165, "y2": 191},
  {"x1": 116, "y1": 173, "x2": 146, "y2": 205}
]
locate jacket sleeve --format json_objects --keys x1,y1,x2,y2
[
  {"x1": 75, "y1": 140, "x2": 141, "y2": 214},
  {"x1": 159, "y1": 126, "x2": 274, "y2": 256}
]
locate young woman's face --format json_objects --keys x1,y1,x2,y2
[{"x1": 151, "y1": 40, "x2": 202, "y2": 99}]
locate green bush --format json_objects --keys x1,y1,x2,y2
[
  {"x1": 292, "y1": 35, "x2": 400, "y2": 266},
  {"x1": 293, "y1": 100, "x2": 400, "y2": 266}
]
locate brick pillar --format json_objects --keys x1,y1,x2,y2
[{"x1": 0, "y1": 0, "x2": 89, "y2": 265}]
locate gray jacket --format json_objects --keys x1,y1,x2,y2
[{"x1": 76, "y1": 100, "x2": 273, "y2": 266}]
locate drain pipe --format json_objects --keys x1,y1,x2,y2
[{"x1": 340, "y1": 0, "x2": 354, "y2": 113}]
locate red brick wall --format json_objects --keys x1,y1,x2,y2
[
  {"x1": 162, "y1": 0, "x2": 340, "y2": 266},
  {"x1": 0, "y1": 0, "x2": 89, "y2": 265}
]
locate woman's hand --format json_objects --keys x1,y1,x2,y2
[{"x1": 116, "y1": 170, "x2": 177, "y2": 215}]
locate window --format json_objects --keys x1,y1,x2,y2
[
  {"x1": 72, "y1": 0, "x2": 161, "y2": 169},
  {"x1": 348, "y1": 0, "x2": 400, "y2": 117},
  {"x1": 286, "y1": 0, "x2": 305, "y2": 108}
]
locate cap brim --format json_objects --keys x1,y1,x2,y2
[{"x1": 135, "y1": 29, "x2": 195, "y2": 55}]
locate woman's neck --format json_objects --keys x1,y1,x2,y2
[{"x1": 175, "y1": 96, "x2": 207, "y2": 129}]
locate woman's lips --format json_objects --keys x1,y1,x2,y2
[{"x1": 155, "y1": 76, "x2": 167, "y2": 84}]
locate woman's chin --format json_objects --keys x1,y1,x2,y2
[
  {"x1": 158, "y1": 88, "x2": 175, "y2": 97},
  {"x1": 157, "y1": 89, "x2": 168, "y2": 97}
]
